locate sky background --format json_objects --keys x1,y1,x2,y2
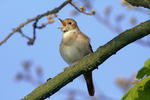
[{"x1": 0, "y1": 0, "x2": 150, "y2": 100}]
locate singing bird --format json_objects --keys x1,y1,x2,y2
[{"x1": 59, "y1": 18, "x2": 95, "y2": 96}]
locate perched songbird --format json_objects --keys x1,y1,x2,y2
[{"x1": 59, "y1": 18, "x2": 95, "y2": 96}]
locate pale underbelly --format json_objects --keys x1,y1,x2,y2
[{"x1": 60, "y1": 45, "x2": 90, "y2": 65}]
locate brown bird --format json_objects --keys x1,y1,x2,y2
[{"x1": 59, "y1": 18, "x2": 95, "y2": 96}]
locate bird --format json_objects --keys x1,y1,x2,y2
[{"x1": 59, "y1": 18, "x2": 95, "y2": 96}]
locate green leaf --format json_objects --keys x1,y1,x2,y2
[
  {"x1": 121, "y1": 76, "x2": 150, "y2": 100},
  {"x1": 136, "y1": 59, "x2": 150, "y2": 79}
]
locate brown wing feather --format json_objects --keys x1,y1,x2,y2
[
  {"x1": 89, "y1": 43, "x2": 93, "y2": 53},
  {"x1": 80, "y1": 32, "x2": 90, "y2": 41},
  {"x1": 79, "y1": 32, "x2": 93, "y2": 53},
  {"x1": 78, "y1": 32, "x2": 95, "y2": 96}
]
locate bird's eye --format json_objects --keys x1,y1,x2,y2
[{"x1": 68, "y1": 22, "x2": 72, "y2": 25}]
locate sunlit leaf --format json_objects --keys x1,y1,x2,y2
[
  {"x1": 121, "y1": 76, "x2": 150, "y2": 100},
  {"x1": 136, "y1": 59, "x2": 150, "y2": 79}
]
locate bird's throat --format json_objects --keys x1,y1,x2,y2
[
  {"x1": 63, "y1": 29, "x2": 77, "y2": 39},
  {"x1": 62, "y1": 29, "x2": 78, "y2": 45}
]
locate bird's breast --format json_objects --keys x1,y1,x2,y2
[
  {"x1": 60, "y1": 34, "x2": 91, "y2": 64},
  {"x1": 61, "y1": 30, "x2": 77, "y2": 45}
]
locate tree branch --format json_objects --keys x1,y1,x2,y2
[
  {"x1": 0, "y1": 0, "x2": 72, "y2": 46},
  {"x1": 125, "y1": 0, "x2": 150, "y2": 9},
  {"x1": 22, "y1": 20, "x2": 150, "y2": 100}
]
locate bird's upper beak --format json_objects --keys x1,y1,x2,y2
[{"x1": 58, "y1": 18, "x2": 66, "y2": 29}]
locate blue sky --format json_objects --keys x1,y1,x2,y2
[{"x1": 0, "y1": 0, "x2": 150, "y2": 100}]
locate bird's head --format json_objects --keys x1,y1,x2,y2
[{"x1": 58, "y1": 18, "x2": 78, "y2": 33}]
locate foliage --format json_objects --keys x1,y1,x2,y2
[
  {"x1": 136, "y1": 59, "x2": 150, "y2": 79},
  {"x1": 122, "y1": 59, "x2": 150, "y2": 100}
]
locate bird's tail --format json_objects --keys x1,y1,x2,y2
[{"x1": 83, "y1": 71, "x2": 95, "y2": 96}]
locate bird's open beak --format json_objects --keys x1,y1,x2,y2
[{"x1": 58, "y1": 18, "x2": 66, "y2": 26}]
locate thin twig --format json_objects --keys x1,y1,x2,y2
[
  {"x1": 69, "y1": 2, "x2": 94, "y2": 15},
  {"x1": 0, "y1": 0, "x2": 72, "y2": 46},
  {"x1": 17, "y1": 29, "x2": 32, "y2": 40},
  {"x1": 18, "y1": 20, "x2": 49, "y2": 45},
  {"x1": 33, "y1": 19, "x2": 37, "y2": 41},
  {"x1": 36, "y1": 23, "x2": 48, "y2": 29}
]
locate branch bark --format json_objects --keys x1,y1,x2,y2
[
  {"x1": 22, "y1": 20, "x2": 150, "y2": 100},
  {"x1": 125, "y1": 0, "x2": 150, "y2": 9}
]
